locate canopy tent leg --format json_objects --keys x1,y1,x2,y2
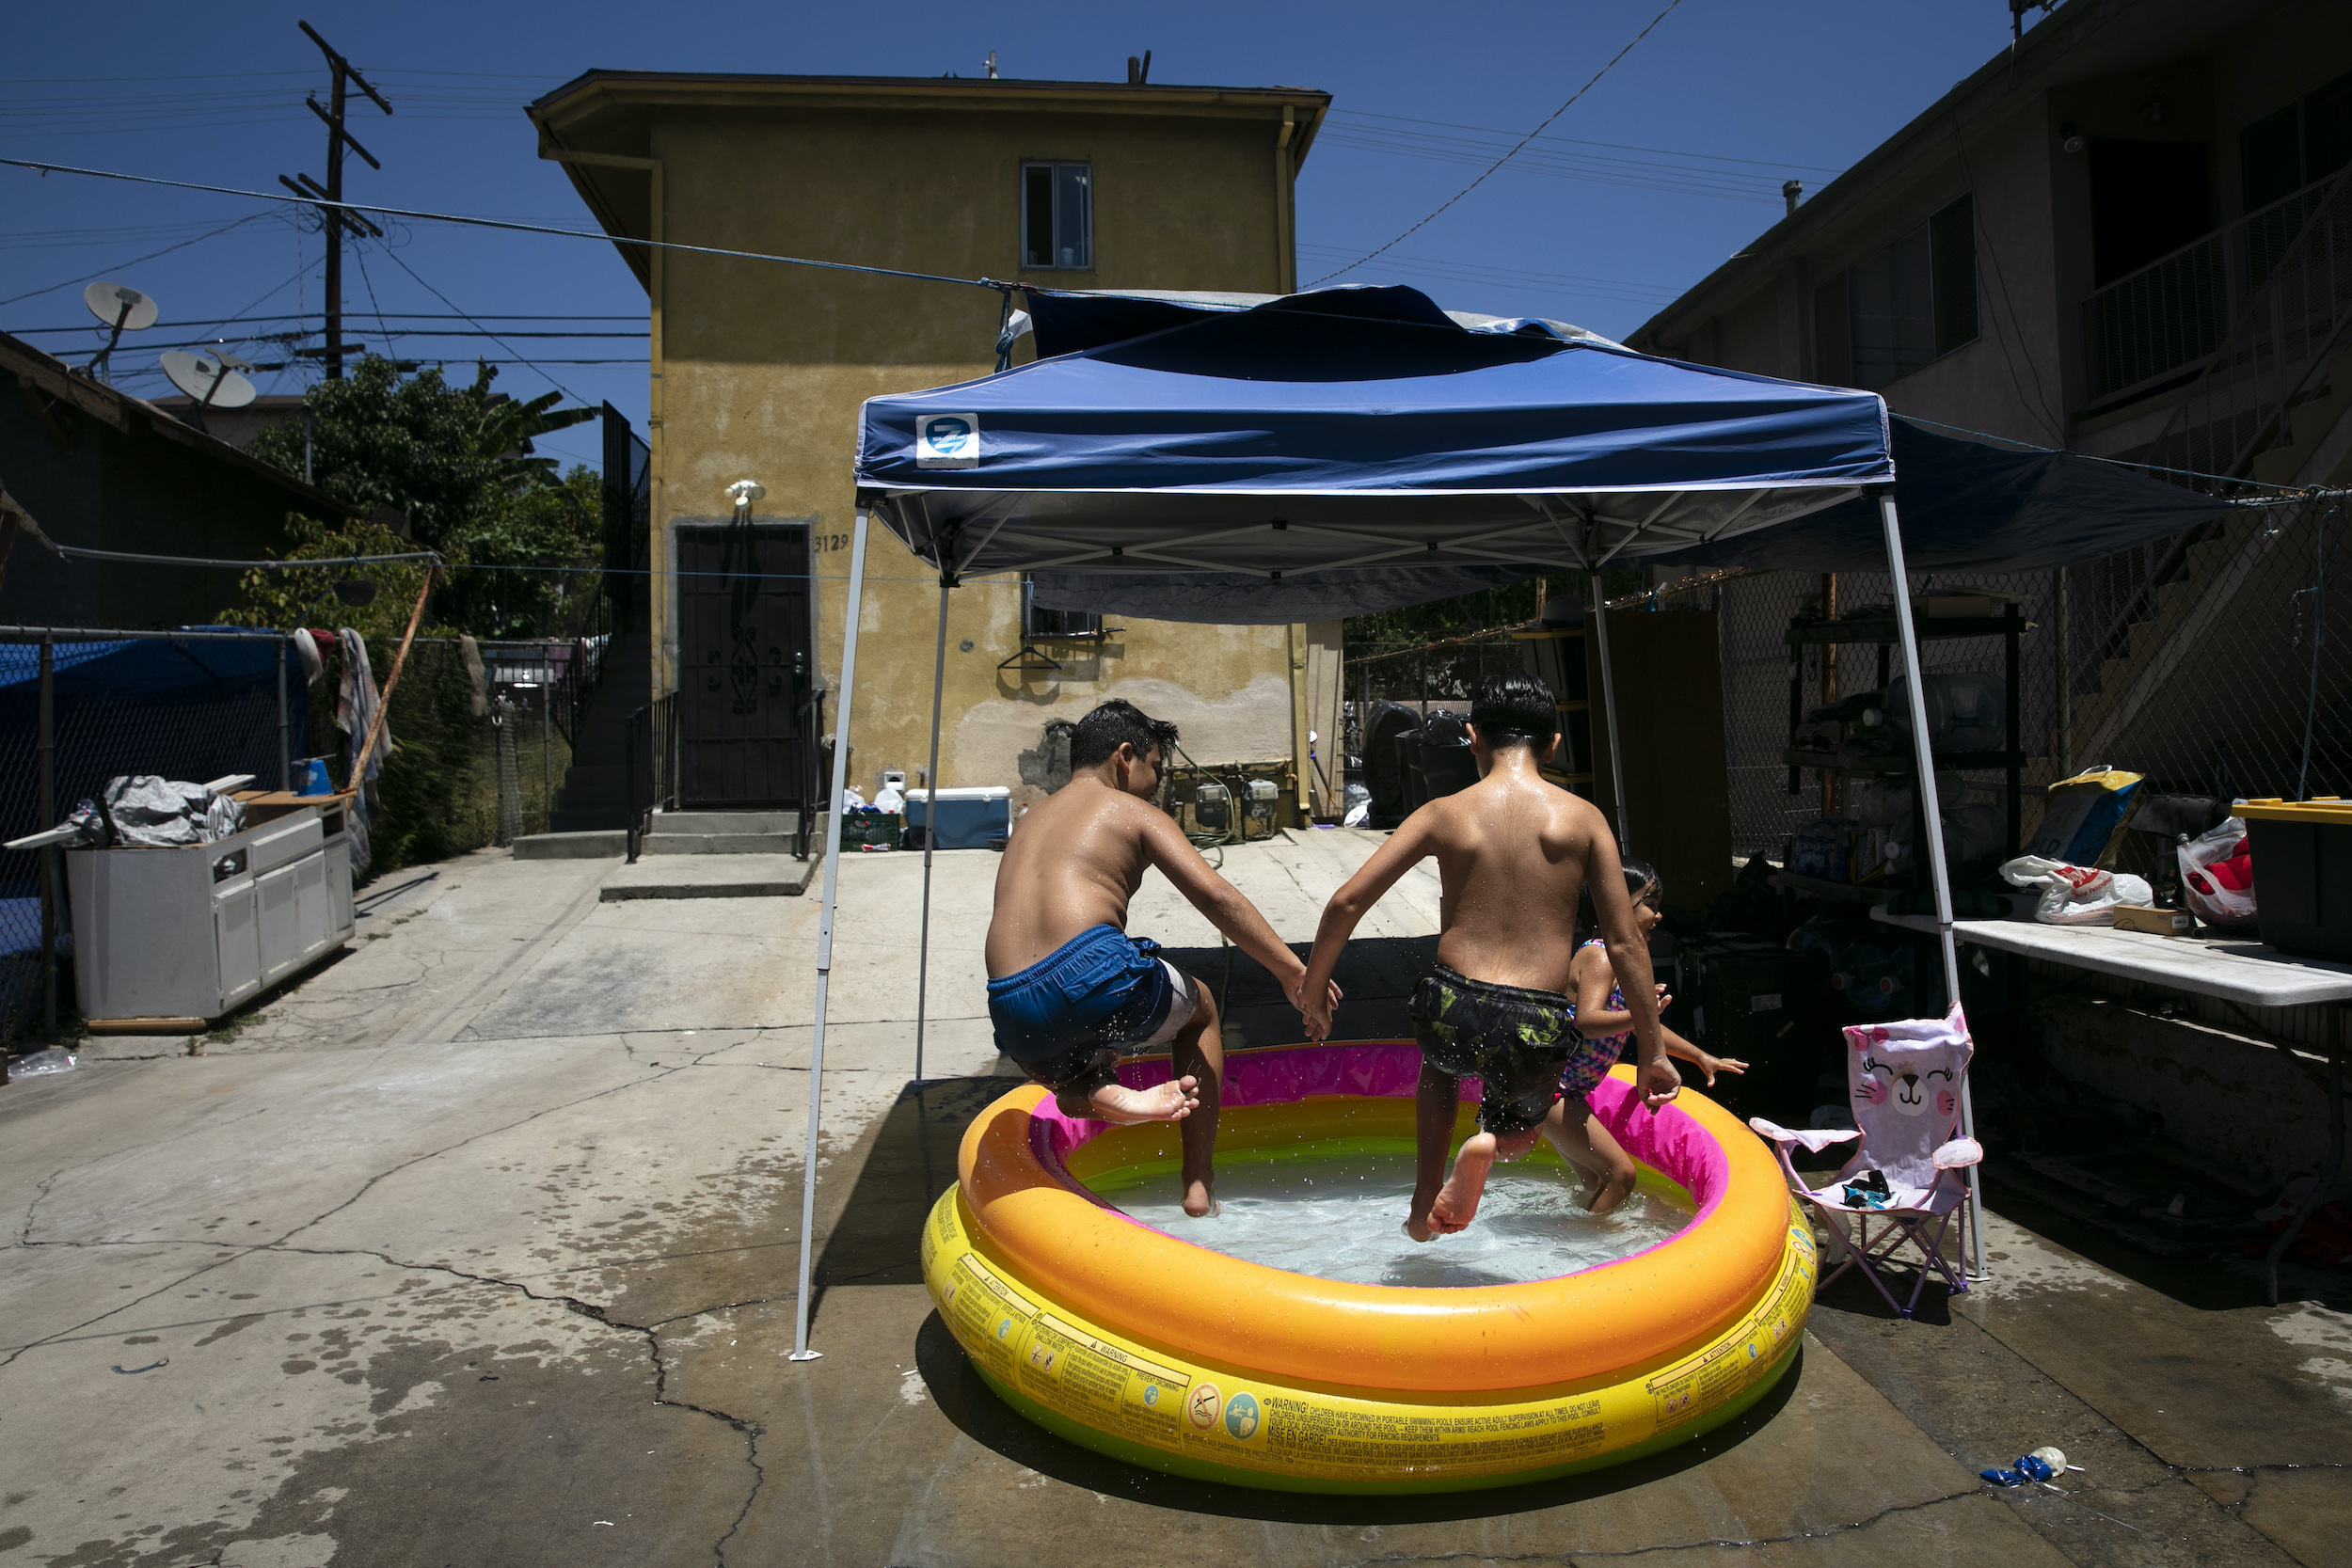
[
  {"x1": 914, "y1": 577, "x2": 950, "y2": 1085},
  {"x1": 791, "y1": 506, "x2": 873, "y2": 1361},
  {"x1": 1590, "y1": 576, "x2": 1629, "y2": 851},
  {"x1": 1879, "y1": 492, "x2": 1989, "y2": 1284}
]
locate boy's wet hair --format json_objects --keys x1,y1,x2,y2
[
  {"x1": 1470, "y1": 671, "x2": 1558, "y2": 748},
  {"x1": 1070, "y1": 699, "x2": 1179, "y2": 770},
  {"x1": 1620, "y1": 856, "x2": 1664, "y2": 909}
]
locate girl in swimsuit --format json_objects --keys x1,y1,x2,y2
[{"x1": 1541, "y1": 861, "x2": 1749, "y2": 1212}]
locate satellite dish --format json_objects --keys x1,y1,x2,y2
[
  {"x1": 81, "y1": 280, "x2": 158, "y2": 382},
  {"x1": 161, "y1": 349, "x2": 258, "y2": 411},
  {"x1": 83, "y1": 281, "x2": 158, "y2": 333}
]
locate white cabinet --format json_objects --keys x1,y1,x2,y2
[
  {"x1": 67, "y1": 800, "x2": 357, "y2": 1024},
  {"x1": 215, "y1": 880, "x2": 262, "y2": 1008}
]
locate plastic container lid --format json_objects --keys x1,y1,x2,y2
[{"x1": 2235, "y1": 797, "x2": 2352, "y2": 823}]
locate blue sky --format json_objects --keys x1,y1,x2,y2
[{"x1": 0, "y1": 1, "x2": 2040, "y2": 475}]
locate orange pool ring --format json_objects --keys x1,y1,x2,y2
[{"x1": 922, "y1": 1041, "x2": 1817, "y2": 1492}]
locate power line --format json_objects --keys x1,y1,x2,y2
[
  {"x1": 0, "y1": 68, "x2": 562, "y2": 85},
  {"x1": 1308, "y1": 0, "x2": 1688, "y2": 288},
  {"x1": 0, "y1": 210, "x2": 283, "y2": 309},
  {"x1": 2, "y1": 314, "x2": 644, "y2": 336},
  {"x1": 1314, "y1": 131, "x2": 1784, "y2": 205},
  {"x1": 5, "y1": 317, "x2": 644, "y2": 336},
  {"x1": 1326, "y1": 109, "x2": 1846, "y2": 174},
  {"x1": 373, "y1": 243, "x2": 592, "y2": 404},
  {"x1": 0, "y1": 157, "x2": 1008, "y2": 293},
  {"x1": 1292, "y1": 246, "x2": 1680, "y2": 309}
]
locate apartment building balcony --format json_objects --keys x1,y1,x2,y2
[{"x1": 2082, "y1": 170, "x2": 2351, "y2": 417}]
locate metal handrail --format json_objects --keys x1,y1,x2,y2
[
  {"x1": 623, "y1": 690, "x2": 677, "y2": 863},
  {"x1": 2083, "y1": 168, "x2": 2352, "y2": 406}
]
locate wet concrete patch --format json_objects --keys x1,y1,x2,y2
[{"x1": 0, "y1": 1247, "x2": 746, "y2": 1568}]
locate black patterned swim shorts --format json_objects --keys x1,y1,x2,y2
[{"x1": 1408, "y1": 961, "x2": 1580, "y2": 1136}]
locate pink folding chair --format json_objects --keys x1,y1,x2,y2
[{"x1": 1751, "y1": 1004, "x2": 1982, "y2": 1318}]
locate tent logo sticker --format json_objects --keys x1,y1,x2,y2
[{"x1": 917, "y1": 413, "x2": 980, "y2": 469}]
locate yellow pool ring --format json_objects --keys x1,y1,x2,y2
[{"x1": 921, "y1": 1042, "x2": 1817, "y2": 1493}]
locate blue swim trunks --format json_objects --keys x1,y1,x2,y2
[{"x1": 988, "y1": 925, "x2": 1200, "y2": 1093}]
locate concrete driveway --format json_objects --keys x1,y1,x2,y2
[{"x1": 0, "y1": 832, "x2": 2344, "y2": 1567}]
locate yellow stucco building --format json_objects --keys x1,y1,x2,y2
[{"x1": 527, "y1": 71, "x2": 1343, "y2": 818}]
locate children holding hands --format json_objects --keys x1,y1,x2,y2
[{"x1": 1298, "y1": 673, "x2": 1681, "y2": 1242}]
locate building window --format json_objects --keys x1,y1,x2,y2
[
  {"x1": 1813, "y1": 193, "x2": 1978, "y2": 389},
  {"x1": 2241, "y1": 69, "x2": 2352, "y2": 214},
  {"x1": 1022, "y1": 162, "x2": 1092, "y2": 270},
  {"x1": 1022, "y1": 575, "x2": 1102, "y2": 638}
]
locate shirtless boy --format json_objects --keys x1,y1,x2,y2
[
  {"x1": 986, "y1": 699, "x2": 1332, "y2": 1217},
  {"x1": 1298, "y1": 672, "x2": 1677, "y2": 1241}
]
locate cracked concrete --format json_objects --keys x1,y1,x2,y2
[{"x1": 0, "y1": 832, "x2": 2344, "y2": 1566}]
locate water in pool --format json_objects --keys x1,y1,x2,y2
[{"x1": 1087, "y1": 1139, "x2": 1692, "y2": 1289}]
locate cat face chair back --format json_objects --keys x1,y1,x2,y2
[
  {"x1": 1844, "y1": 1007, "x2": 1977, "y2": 1212},
  {"x1": 1749, "y1": 1004, "x2": 1982, "y2": 1318}
]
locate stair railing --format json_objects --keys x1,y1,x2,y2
[
  {"x1": 2076, "y1": 161, "x2": 2352, "y2": 694},
  {"x1": 624, "y1": 690, "x2": 678, "y2": 863}
]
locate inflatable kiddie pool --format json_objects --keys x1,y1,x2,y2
[{"x1": 922, "y1": 1040, "x2": 1816, "y2": 1493}]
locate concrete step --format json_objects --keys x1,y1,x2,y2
[
  {"x1": 515, "y1": 830, "x2": 626, "y2": 860},
  {"x1": 640, "y1": 832, "x2": 803, "y2": 855},
  {"x1": 599, "y1": 854, "x2": 813, "y2": 901},
  {"x1": 649, "y1": 810, "x2": 803, "y2": 834}
]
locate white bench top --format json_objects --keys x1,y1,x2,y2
[{"x1": 1870, "y1": 907, "x2": 2352, "y2": 1008}]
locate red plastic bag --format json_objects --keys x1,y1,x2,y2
[{"x1": 2180, "y1": 817, "x2": 2255, "y2": 929}]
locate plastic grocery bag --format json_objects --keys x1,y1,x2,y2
[
  {"x1": 1999, "y1": 855, "x2": 2153, "y2": 926},
  {"x1": 2179, "y1": 818, "x2": 2255, "y2": 930}
]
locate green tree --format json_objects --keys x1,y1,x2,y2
[
  {"x1": 217, "y1": 514, "x2": 437, "y2": 640},
  {"x1": 245, "y1": 356, "x2": 600, "y2": 635},
  {"x1": 445, "y1": 466, "x2": 606, "y2": 638}
]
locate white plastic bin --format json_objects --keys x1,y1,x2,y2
[{"x1": 902, "y1": 786, "x2": 1012, "y2": 849}]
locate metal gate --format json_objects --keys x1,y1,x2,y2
[{"x1": 675, "y1": 521, "x2": 815, "y2": 809}]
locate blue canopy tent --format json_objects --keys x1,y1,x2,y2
[{"x1": 778, "y1": 287, "x2": 2237, "y2": 1354}]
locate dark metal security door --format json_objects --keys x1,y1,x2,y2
[{"x1": 675, "y1": 522, "x2": 814, "y2": 808}]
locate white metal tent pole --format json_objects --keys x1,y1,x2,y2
[
  {"x1": 1878, "y1": 491, "x2": 1989, "y2": 1283},
  {"x1": 914, "y1": 575, "x2": 950, "y2": 1085},
  {"x1": 1590, "y1": 575, "x2": 1629, "y2": 851},
  {"x1": 790, "y1": 506, "x2": 872, "y2": 1361}
]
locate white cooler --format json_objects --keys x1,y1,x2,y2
[{"x1": 901, "y1": 787, "x2": 1012, "y2": 850}]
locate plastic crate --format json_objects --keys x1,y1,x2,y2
[
  {"x1": 838, "y1": 810, "x2": 902, "y2": 849},
  {"x1": 2236, "y1": 798, "x2": 2352, "y2": 959}
]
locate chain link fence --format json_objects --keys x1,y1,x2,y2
[
  {"x1": 1327, "y1": 494, "x2": 2345, "y2": 879},
  {"x1": 1, "y1": 628, "x2": 579, "y2": 1047},
  {"x1": 1345, "y1": 637, "x2": 1530, "y2": 708},
  {"x1": 1671, "y1": 495, "x2": 2350, "y2": 862}
]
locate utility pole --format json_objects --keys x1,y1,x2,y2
[{"x1": 280, "y1": 21, "x2": 390, "y2": 380}]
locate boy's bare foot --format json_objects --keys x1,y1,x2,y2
[
  {"x1": 1065, "y1": 1074, "x2": 1200, "y2": 1125},
  {"x1": 1403, "y1": 1181, "x2": 1467, "y2": 1242},
  {"x1": 1429, "y1": 1131, "x2": 1499, "y2": 1233},
  {"x1": 1584, "y1": 1165, "x2": 1636, "y2": 1215},
  {"x1": 1182, "y1": 1175, "x2": 1217, "y2": 1218}
]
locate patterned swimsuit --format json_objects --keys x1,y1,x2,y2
[
  {"x1": 1559, "y1": 939, "x2": 1629, "y2": 1102},
  {"x1": 1406, "y1": 941, "x2": 1632, "y2": 1133}
]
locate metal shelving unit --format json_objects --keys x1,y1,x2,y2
[{"x1": 1783, "y1": 604, "x2": 2028, "y2": 878}]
